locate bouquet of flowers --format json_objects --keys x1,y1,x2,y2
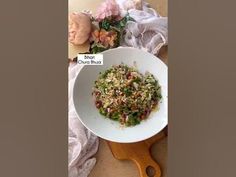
[{"x1": 69, "y1": 0, "x2": 134, "y2": 55}]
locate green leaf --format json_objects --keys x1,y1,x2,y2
[
  {"x1": 110, "y1": 26, "x2": 121, "y2": 32},
  {"x1": 123, "y1": 88, "x2": 132, "y2": 96},
  {"x1": 111, "y1": 112, "x2": 120, "y2": 120},
  {"x1": 99, "y1": 108, "x2": 106, "y2": 116},
  {"x1": 99, "y1": 18, "x2": 111, "y2": 30},
  {"x1": 127, "y1": 114, "x2": 141, "y2": 126},
  {"x1": 114, "y1": 14, "x2": 135, "y2": 30},
  {"x1": 89, "y1": 42, "x2": 107, "y2": 54}
]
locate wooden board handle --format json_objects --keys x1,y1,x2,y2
[
  {"x1": 132, "y1": 152, "x2": 161, "y2": 177},
  {"x1": 131, "y1": 130, "x2": 167, "y2": 177},
  {"x1": 107, "y1": 129, "x2": 167, "y2": 177}
]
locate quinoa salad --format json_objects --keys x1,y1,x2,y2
[{"x1": 92, "y1": 63, "x2": 162, "y2": 126}]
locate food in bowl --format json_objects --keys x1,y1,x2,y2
[{"x1": 92, "y1": 63, "x2": 162, "y2": 126}]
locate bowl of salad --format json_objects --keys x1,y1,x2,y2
[{"x1": 73, "y1": 47, "x2": 168, "y2": 143}]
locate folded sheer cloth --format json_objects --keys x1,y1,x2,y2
[
  {"x1": 68, "y1": 63, "x2": 99, "y2": 177},
  {"x1": 120, "y1": 1, "x2": 168, "y2": 55}
]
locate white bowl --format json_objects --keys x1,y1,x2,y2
[{"x1": 73, "y1": 47, "x2": 168, "y2": 143}]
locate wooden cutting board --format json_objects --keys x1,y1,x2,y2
[{"x1": 107, "y1": 128, "x2": 167, "y2": 177}]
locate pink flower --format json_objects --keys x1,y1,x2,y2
[
  {"x1": 95, "y1": 0, "x2": 121, "y2": 21},
  {"x1": 68, "y1": 12, "x2": 92, "y2": 45}
]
